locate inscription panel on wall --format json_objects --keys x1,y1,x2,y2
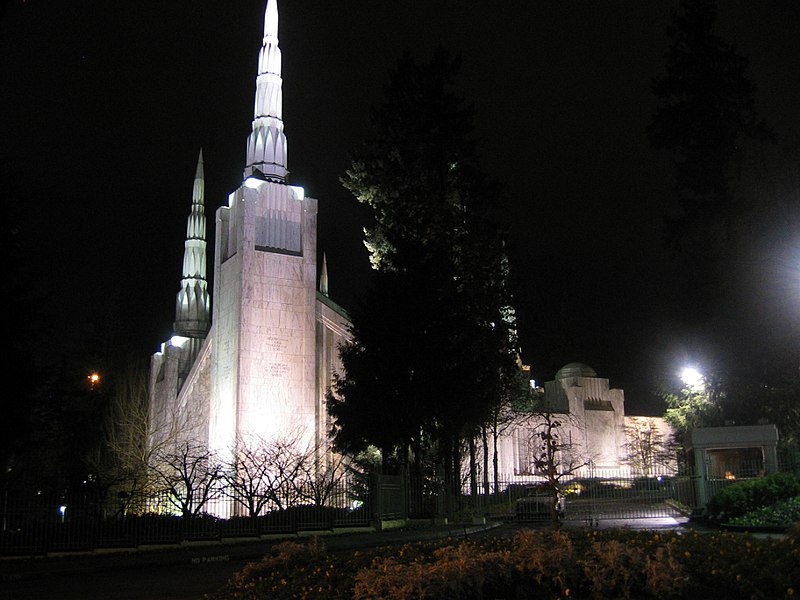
[
  {"x1": 264, "y1": 335, "x2": 286, "y2": 353},
  {"x1": 267, "y1": 362, "x2": 290, "y2": 378}
]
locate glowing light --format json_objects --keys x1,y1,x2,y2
[
  {"x1": 87, "y1": 372, "x2": 101, "y2": 389},
  {"x1": 244, "y1": 168, "x2": 268, "y2": 189},
  {"x1": 289, "y1": 185, "x2": 304, "y2": 200},
  {"x1": 680, "y1": 367, "x2": 704, "y2": 391},
  {"x1": 170, "y1": 335, "x2": 190, "y2": 348}
]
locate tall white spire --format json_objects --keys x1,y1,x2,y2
[
  {"x1": 174, "y1": 149, "x2": 210, "y2": 337},
  {"x1": 244, "y1": 0, "x2": 287, "y2": 182}
]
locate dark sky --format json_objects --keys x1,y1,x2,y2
[{"x1": 4, "y1": 1, "x2": 800, "y2": 414}]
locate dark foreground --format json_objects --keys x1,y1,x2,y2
[{"x1": 0, "y1": 518, "x2": 693, "y2": 600}]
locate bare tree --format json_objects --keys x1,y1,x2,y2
[
  {"x1": 298, "y1": 450, "x2": 346, "y2": 507},
  {"x1": 526, "y1": 402, "x2": 591, "y2": 528},
  {"x1": 262, "y1": 436, "x2": 310, "y2": 510},
  {"x1": 475, "y1": 368, "x2": 539, "y2": 494},
  {"x1": 483, "y1": 397, "x2": 525, "y2": 493},
  {"x1": 622, "y1": 417, "x2": 674, "y2": 477},
  {"x1": 149, "y1": 441, "x2": 223, "y2": 518},
  {"x1": 85, "y1": 363, "x2": 152, "y2": 516},
  {"x1": 222, "y1": 434, "x2": 313, "y2": 517},
  {"x1": 89, "y1": 362, "x2": 209, "y2": 516},
  {"x1": 221, "y1": 438, "x2": 274, "y2": 518}
]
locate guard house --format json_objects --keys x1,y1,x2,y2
[{"x1": 688, "y1": 424, "x2": 780, "y2": 509}]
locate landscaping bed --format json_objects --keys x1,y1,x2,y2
[{"x1": 206, "y1": 527, "x2": 799, "y2": 599}]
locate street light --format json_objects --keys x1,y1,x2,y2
[
  {"x1": 680, "y1": 366, "x2": 704, "y2": 391},
  {"x1": 87, "y1": 372, "x2": 101, "y2": 390}
]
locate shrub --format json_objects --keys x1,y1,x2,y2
[
  {"x1": 210, "y1": 530, "x2": 702, "y2": 599},
  {"x1": 353, "y1": 542, "x2": 512, "y2": 599},
  {"x1": 206, "y1": 529, "x2": 800, "y2": 599},
  {"x1": 728, "y1": 496, "x2": 800, "y2": 527},
  {"x1": 707, "y1": 473, "x2": 800, "y2": 521}
]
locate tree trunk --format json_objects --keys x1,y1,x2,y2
[
  {"x1": 481, "y1": 426, "x2": 490, "y2": 495},
  {"x1": 492, "y1": 423, "x2": 500, "y2": 495},
  {"x1": 441, "y1": 434, "x2": 460, "y2": 519},
  {"x1": 452, "y1": 435, "x2": 462, "y2": 518},
  {"x1": 468, "y1": 435, "x2": 477, "y2": 501}
]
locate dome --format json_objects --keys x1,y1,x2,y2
[{"x1": 555, "y1": 362, "x2": 597, "y2": 380}]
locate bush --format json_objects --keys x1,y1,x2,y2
[
  {"x1": 707, "y1": 473, "x2": 800, "y2": 521},
  {"x1": 206, "y1": 528, "x2": 800, "y2": 599},
  {"x1": 728, "y1": 496, "x2": 800, "y2": 528}
]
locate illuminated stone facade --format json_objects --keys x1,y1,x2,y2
[
  {"x1": 496, "y1": 363, "x2": 675, "y2": 479},
  {"x1": 147, "y1": 2, "x2": 668, "y2": 497},
  {"x1": 149, "y1": 0, "x2": 349, "y2": 471}
]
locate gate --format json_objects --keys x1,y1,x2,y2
[{"x1": 562, "y1": 468, "x2": 688, "y2": 522}]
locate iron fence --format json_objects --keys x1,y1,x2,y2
[
  {"x1": 0, "y1": 480, "x2": 371, "y2": 557},
  {"x1": 445, "y1": 467, "x2": 691, "y2": 522},
  {"x1": 4, "y1": 454, "x2": 798, "y2": 555}
]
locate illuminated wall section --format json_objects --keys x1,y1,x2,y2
[
  {"x1": 210, "y1": 198, "x2": 241, "y2": 463},
  {"x1": 211, "y1": 180, "x2": 318, "y2": 458}
]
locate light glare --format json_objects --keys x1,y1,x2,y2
[
  {"x1": 680, "y1": 367, "x2": 704, "y2": 390},
  {"x1": 170, "y1": 335, "x2": 190, "y2": 348},
  {"x1": 244, "y1": 176, "x2": 264, "y2": 189}
]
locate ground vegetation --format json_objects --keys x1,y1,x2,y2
[{"x1": 207, "y1": 528, "x2": 800, "y2": 599}]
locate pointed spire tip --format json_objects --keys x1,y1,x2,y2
[{"x1": 264, "y1": 0, "x2": 278, "y2": 39}]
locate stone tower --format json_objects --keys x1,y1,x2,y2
[
  {"x1": 149, "y1": 0, "x2": 350, "y2": 500},
  {"x1": 210, "y1": 0, "x2": 319, "y2": 459}
]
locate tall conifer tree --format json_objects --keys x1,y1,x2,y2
[
  {"x1": 648, "y1": 0, "x2": 771, "y2": 321},
  {"x1": 328, "y1": 49, "x2": 517, "y2": 498}
]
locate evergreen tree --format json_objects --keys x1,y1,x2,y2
[
  {"x1": 328, "y1": 49, "x2": 517, "y2": 502},
  {"x1": 648, "y1": 0, "x2": 772, "y2": 321},
  {"x1": 649, "y1": 0, "x2": 771, "y2": 247}
]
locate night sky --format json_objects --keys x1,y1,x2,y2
[{"x1": 4, "y1": 1, "x2": 800, "y2": 414}]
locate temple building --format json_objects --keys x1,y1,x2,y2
[
  {"x1": 148, "y1": 0, "x2": 349, "y2": 473},
  {"x1": 498, "y1": 363, "x2": 675, "y2": 478},
  {"x1": 147, "y1": 2, "x2": 672, "y2": 505}
]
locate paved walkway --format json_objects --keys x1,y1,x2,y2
[{"x1": 564, "y1": 515, "x2": 691, "y2": 530}]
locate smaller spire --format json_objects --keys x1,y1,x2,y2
[
  {"x1": 320, "y1": 253, "x2": 329, "y2": 297},
  {"x1": 175, "y1": 149, "x2": 210, "y2": 339}
]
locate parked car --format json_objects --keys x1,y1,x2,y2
[{"x1": 515, "y1": 483, "x2": 566, "y2": 521}]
